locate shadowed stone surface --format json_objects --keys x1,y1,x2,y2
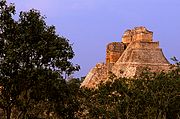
[{"x1": 81, "y1": 27, "x2": 170, "y2": 88}]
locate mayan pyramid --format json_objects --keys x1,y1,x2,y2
[{"x1": 81, "y1": 27, "x2": 170, "y2": 88}]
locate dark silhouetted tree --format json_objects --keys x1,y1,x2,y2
[{"x1": 0, "y1": 0, "x2": 79, "y2": 118}]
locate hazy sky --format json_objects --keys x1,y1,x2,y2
[{"x1": 8, "y1": 0, "x2": 180, "y2": 77}]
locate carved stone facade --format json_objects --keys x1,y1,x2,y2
[{"x1": 81, "y1": 27, "x2": 170, "y2": 88}]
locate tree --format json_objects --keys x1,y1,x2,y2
[
  {"x1": 78, "y1": 62, "x2": 180, "y2": 119},
  {"x1": 0, "y1": 0, "x2": 79, "y2": 118}
]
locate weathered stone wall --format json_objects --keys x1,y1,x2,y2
[
  {"x1": 111, "y1": 39, "x2": 169, "y2": 78},
  {"x1": 122, "y1": 30, "x2": 132, "y2": 43},
  {"x1": 106, "y1": 42, "x2": 126, "y2": 70},
  {"x1": 132, "y1": 26, "x2": 153, "y2": 42},
  {"x1": 122, "y1": 26, "x2": 153, "y2": 43},
  {"x1": 80, "y1": 63, "x2": 107, "y2": 88},
  {"x1": 133, "y1": 41, "x2": 159, "y2": 49},
  {"x1": 81, "y1": 26, "x2": 170, "y2": 88}
]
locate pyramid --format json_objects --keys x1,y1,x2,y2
[{"x1": 81, "y1": 27, "x2": 170, "y2": 88}]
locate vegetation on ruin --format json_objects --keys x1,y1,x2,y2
[
  {"x1": 78, "y1": 62, "x2": 180, "y2": 119},
  {"x1": 0, "y1": 0, "x2": 180, "y2": 119}
]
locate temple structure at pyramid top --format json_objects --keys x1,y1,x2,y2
[{"x1": 81, "y1": 26, "x2": 170, "y2": 88}]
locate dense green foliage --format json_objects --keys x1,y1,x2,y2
[
  {"x1": 0, "y1": 0, "x2": 79, "y2": 118},
  {"x1": 79, "y1": 67, "x2": 180, "y2": 119},
  {"x1": 64, "y1": 63, "x2": 180, "y2": 119}
]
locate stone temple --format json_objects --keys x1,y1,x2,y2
[{"x1": 81, "y1": 27, "x2": 170, "y2": 88}]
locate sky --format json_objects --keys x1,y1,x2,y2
[{"x1": 8, "y1": 0, "x2": 180, "y2": 77}]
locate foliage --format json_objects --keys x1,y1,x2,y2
[
  {"x1": 0, "y1": 0, "x2": 79, "y2": 118},
  {"x1": 78, "y1": 63, "x2": 180, "y2": 119},
  {"x1": 0, "y1": 1, "x2": 180, "y2": 119}
]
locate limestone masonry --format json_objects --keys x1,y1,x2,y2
[{"x1": 81, "y1": 27, "x2": 170, "y2": 88}]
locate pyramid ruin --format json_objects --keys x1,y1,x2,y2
[{"x1": 81, "y1": 27, "x2": 170, "y2": 88}]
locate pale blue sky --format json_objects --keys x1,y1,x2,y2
[{"x1": 8, "y1": 0, "x2": 180, "y2": 77}]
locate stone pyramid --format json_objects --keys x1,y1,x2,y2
[{"x1": 81, "y1": 27, "x2": 170, "y2": 88}]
